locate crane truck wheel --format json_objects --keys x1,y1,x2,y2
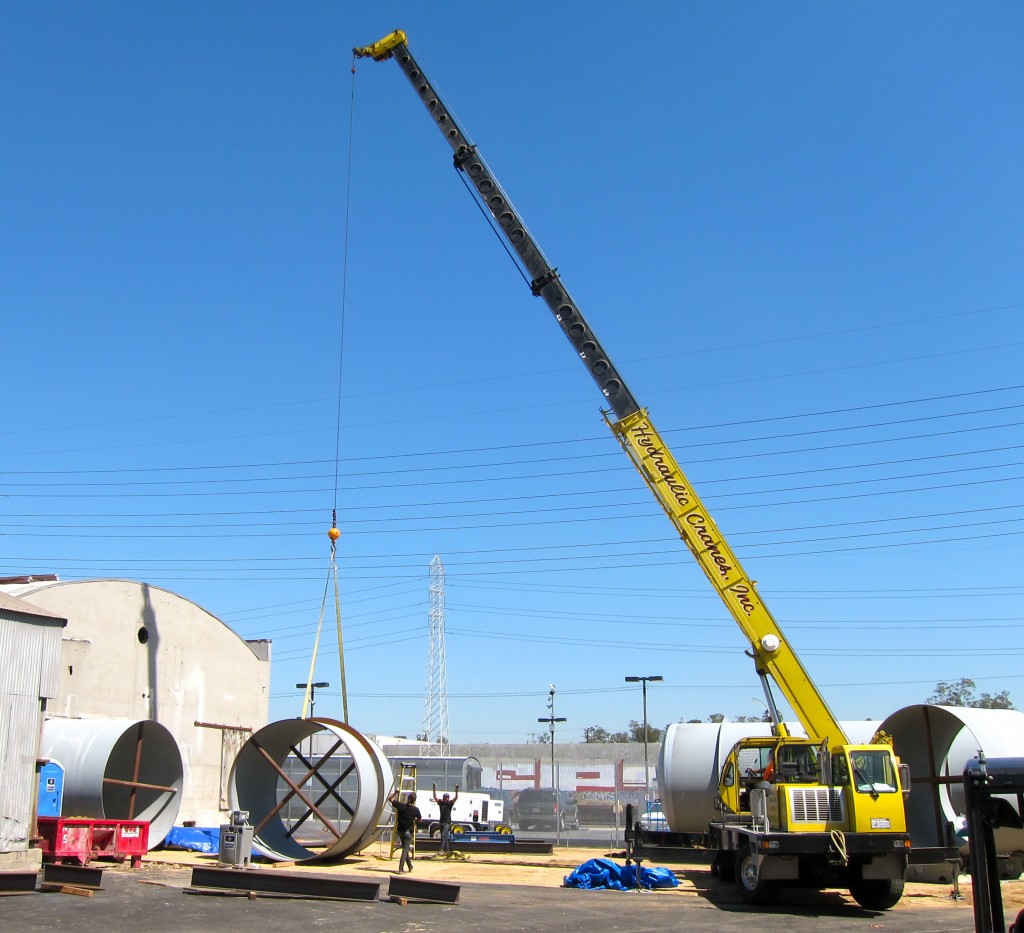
[
  {"x1": 710, "y1": 851, "x2": 735, "y2": 882},
  {"x1": 735, "y1": 850, "x2": 782, "y2": 906},
  {"x1": 848, "y1": 877, "x2": 905, "y2": 911}
]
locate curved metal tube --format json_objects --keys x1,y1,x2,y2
[
  {"x1": 228, "y1": 718, "x2": 391, "y2": 862},
  {"x1": 880, "y1": 704, "x2": 1024, "y2": 851},
  {"x1": 41, "y1": 718, "x2": 183, "y2": 846},
  {"x1": 658, "y1": 720, "x2": 881, "y2": 833}
]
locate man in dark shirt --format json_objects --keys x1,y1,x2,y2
[
  {"x1": 388, "y1": 790, "x2": 421, "y2": 872},
  {"x1": 432, "y1": 782, "x2": 460, "y2": 853}
]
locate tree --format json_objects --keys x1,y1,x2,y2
[
  {"x1": 628, "y1": 719, "x2": 664, "y2": 743},
  {"x1": 927, "y1": 678, "x2": 1014, "y2": 710},
  {"x1": 582, "y1": 725, "x2": 611, "y2": 743}
]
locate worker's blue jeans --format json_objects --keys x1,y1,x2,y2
[{"x1": 440, "y1": 822, "x2": 452, "y2": 853}]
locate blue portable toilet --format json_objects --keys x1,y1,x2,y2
[{"x1": 37, "y1": 760, "x2": 64, "y2": 818}]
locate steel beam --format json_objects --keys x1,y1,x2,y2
[
  {"x1": 190, "y1": 865, "x2": 379, "y2": 902},
  {"x1": 0, "y1": 871, "x2": 38, "y2": 895},
  {"x1": 41, "y1": 863, "x2": 103, "y2": 889},
  {"x1": 388, "y1": 874, "x2": 460, "y2": 904}
]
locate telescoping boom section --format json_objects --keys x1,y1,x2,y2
[
  {"x1": 355, "y1": 30, "x2": 911, "y2": 910},
  {"x1": 354, "y1": 29, "x2": 842, "y2": 747}
]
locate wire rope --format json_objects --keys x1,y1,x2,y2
[{"x1": 303, "y1": 54, "x2": 361, "y2": 722}]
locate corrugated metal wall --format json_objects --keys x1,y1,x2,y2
[{"x1": 0, "y1": 615, "x2": 64, "y2": 852}]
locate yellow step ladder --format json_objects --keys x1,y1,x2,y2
[{"x1": 388, "y1": 762, "x2": 418, "y2": 861}]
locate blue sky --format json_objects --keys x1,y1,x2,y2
[{"x1": 3, "y1": 2, "x2": 1023, "y2": 743}]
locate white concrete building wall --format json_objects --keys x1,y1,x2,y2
[{"x1": 0, "y1": 579, "x2": 271, "y2": 826}]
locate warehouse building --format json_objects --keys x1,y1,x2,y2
[{"x1": 0, "y1": 578, "x2": 271, "y2": 827}]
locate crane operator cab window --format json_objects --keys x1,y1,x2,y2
[
  {"x1": 834, "y1": 750, "x2": 899, "y2": 794},
  {"x1": 774, "y1": 744, "x2": 819, "y2": 784}
]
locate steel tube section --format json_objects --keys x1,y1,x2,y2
[
  {"x1": 659, "y1": 708, "x2": 1024, "y2": 857},
  {"x1": 229, "y1": 717, "x2": 391, "y2": 863},
  {"x1": 658, "y1": 720, "x2": 880, "y2": 834},
  {"x1": 879, "y1": 705, "x2": 1024, "y2": 851},
  {"x1": 41, "y1": 718, "x2": 183, "y2": 846}
]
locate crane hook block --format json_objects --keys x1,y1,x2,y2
[{"x1": 328, "y1": 526, "x2": 341, "y2": 542}]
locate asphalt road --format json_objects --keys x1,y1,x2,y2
[{"x1": 0, "y1": 864, "x2": 983, "y2": 933}]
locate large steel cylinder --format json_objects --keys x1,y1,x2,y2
[
  {"x1": 879, "y1": 705, "x2": 1024, "y2": 852},
  {"x1": 658, "y1": 720, "x2": 881, "y2": 834},
  {"x1": 229, "y1": 717, "x2": 392, "y2": 862},
  {"x1": 41, "y1": 718, "x2": 183, "y2": 846}
]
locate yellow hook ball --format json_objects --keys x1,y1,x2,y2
[{"x1": 328, "y1": 526, "x2": 341, "y2": 541}]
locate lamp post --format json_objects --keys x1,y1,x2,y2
[
  {"x1": 296, "y1": 680, "x2": 330, "y2": 767},
  {"x1": 297, "y1": 681, "x2": 330, "y2": 719},
  {"x1": 538, "y1": 684, "x2": 567, "y2": 845},
  {"x1": 625, "y1": 675, "x2": 663, "y2": 805}
]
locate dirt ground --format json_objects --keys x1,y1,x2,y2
[{"x1": 130, "y1": 842, "x2": 1024, "y2": 913}]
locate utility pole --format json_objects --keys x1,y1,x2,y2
[{"x1": 538, "y1": 684, "x2": 567, "y2": 845}]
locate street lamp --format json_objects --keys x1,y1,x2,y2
[
  {"x1": 538, "y1": 684, "x2": 567, "y2": 845},
  {"x1": 625, "y1": 675, "x2": 663, "y2": 805},
  {"x1": 297, "y1": 681, "x2": 330, "y2": 719}
]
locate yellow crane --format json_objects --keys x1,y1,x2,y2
[{"x1": 355, "y1": 29, "x2": 912, "y2": 909}]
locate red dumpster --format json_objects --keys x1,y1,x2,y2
[{"x1": 37, "y1": 817, "x2": 150, "y2": 868}]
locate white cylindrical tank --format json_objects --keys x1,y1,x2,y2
[
  {"x1": 42, "y1": 718, "x2": 183, "y2": 846},
  {"x1": 658, "y1": 720, "x2": 881, "y2": 834},
  {"x1": 878, "y1": 705, "x2": 1024, "y2": 852}
]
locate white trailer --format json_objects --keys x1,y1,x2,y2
[{"x1": 416, "y1": 792, "x2": 510, "y2": 836}]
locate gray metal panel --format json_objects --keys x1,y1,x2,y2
[
  {"x1": 0, "y1": 614, "x2": 65, "y2": 852},
  {"x1": 0, "y1": 614, "x2": 65, "y2": 699}
]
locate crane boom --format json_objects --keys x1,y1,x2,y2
[{"x1": 354, "y1": 30, "x2": 846, "y2": 745}]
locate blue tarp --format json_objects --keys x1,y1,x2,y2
[
  {"x1": 563, "y1": 858, "x2": 680, "y2": 890},
  {"x1": 164, "y1": 826, "x2": 220, "y2": 854}
]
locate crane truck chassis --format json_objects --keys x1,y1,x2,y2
[{"x1": 355, "y1": 29, "x2": 912, "y2": 909}]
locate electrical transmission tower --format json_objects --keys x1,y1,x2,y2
[{"x1": 421, "y1": 555, "x2": 450, "y2": 757}]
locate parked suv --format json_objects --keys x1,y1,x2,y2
[{"x1": 515, "y1": 788, "x2": 580, "y2": 831}]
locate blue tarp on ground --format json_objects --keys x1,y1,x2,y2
[
  {"x1": 563, "y1": 858, "x2": 680, "y2": 890},
  {"x1": 164, "y1": 826, "x2": 220, "y2": 854}
]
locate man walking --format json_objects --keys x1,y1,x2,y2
[
  {"x1": 388, "y1": 789, "x2": 421, "y2": 873},
  {"x1": 432, "y1": 782, "x2": 459, "y2": 854}
]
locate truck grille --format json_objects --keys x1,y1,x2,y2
[{"x1": 788, "y1": 787, "x2": 844, "y2": 823}]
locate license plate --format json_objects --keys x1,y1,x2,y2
[{"x1": 871, "y1": 818, "x2": 891, "y2": 829}]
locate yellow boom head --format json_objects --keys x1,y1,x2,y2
[{"x1": 353, "y1": 29, "x2": 408, "y2": 62}]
